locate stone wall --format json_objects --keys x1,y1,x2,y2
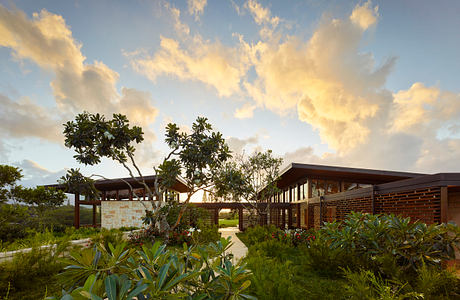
[{"x1": 101, "y1": 201, "x2": 154, "y2": 229}]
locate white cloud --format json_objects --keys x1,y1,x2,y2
[
  {"x1": 129, "y1": 36, "x2": 250, "y2": 98},
  {"x1": 0, "y1": 93, "x2": 63, "y2": 142},
  {"x1": 188, "y1": 0, "x2": 207, "y2": 21},
  {"x1": 234, "y1": 102, "x2": 256, "y2": 119},
  {"x1": 350, "y1": 1, "x2": 379, "y2": 30},
  {"x1": 226, "y1": 135, "x2": 259, "y2": 154},
  {"x1": 14, "y1": 159, "x2": 67, "y2": 187},
  {"x1": 0, "y1": 5, "x2": 160, "y2": 165}
]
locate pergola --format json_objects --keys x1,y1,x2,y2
[{"x1": 45, "y1": 175, "x2": 189, "y2": 228}]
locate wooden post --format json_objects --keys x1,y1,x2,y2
[
  {"x1": 92, "y1": 204, "x2": 97, "y2": 227},
  {"x1": 74, "y1": 192, "x2": 80, "y2": 229},
  {"x1": 281, "y1": 208, "x2": 286, "y2": 228},
  {"x1": 116, "y1": 190, "x2": 119, "y2": 201},
  {"x1": 238, "y1": 207, "x2": 243, "y2": 231},
  {"x1": 288, "y1": 206, "x2": 292, "y2": 228},
  {"x1": 441, "y1": 187, "x2": 448, "y2": 223},
  {"x1": 214, "y1": 209, "x2": 219, "y2": 225},
  {"x1": 102, "y1": 191, "x2": 106, "y2": 201},
  {"x1": 297, "y1": 203, "x2": 301, "y2": 228},
  {"x1": 129, "y1": 189, "x2": 133, "y2": 201}
]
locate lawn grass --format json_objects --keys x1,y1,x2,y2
[{"x1": 218, "y1": 218, "x2": 238, "y2": 228}]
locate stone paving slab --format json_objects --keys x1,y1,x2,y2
[{"x1": 219, "y1": 227, "x2": 247, "y2": 263}]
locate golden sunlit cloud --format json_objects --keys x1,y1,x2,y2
[
  {"x1": 187, "y1": 0, "x2": 207, "y2": 21},
  {"x1": 0, "y1": 4, "x2": 159, "y2": 164}
]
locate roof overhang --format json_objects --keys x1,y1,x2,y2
[
  {"x1": 276, "y1": 163, "x2": 427, "y2": 189},
  {"x1": 45, "y1": 175, "x2": 190, "y2": 193}
]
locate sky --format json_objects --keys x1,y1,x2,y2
[{"x1": 1, "y1": 0, "x2": 460, "y2": 190}]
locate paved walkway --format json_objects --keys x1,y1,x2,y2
[{"x1": 219, "y1": 227, "x2": 248, "y2": 263}]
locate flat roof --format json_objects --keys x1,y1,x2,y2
[
  {"x1": 45, "y1": 175, "x2": 190, "y2": 193},
  {"x1": 276, "y1": 163, "x2": 427, "y2": 188}
]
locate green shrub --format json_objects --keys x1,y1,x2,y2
[
  {"x1": 0, "y1": 241, "x2": 70, "y2": 299},
  {"x1": 88, "y1": 228, "x2": 124, "y2": 250},
  {"x1": 55, "y1": 238, "x2": 256, "y2": 299},
  {"x1": 245, "y1": 255, "x2": 305, "y2": 300},
  {"x1": 239, "y1": 225, "x2": 278, "y2": 247},
  {"x1": 415, "y1": 263, "x2": 460, "y2": 299},
  {"x1": 310, "y1": 212, "x2": 460, "y2": 278}
]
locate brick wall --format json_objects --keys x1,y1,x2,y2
[
  {"x1": 101, "y1": 201, "x2": 153, "y2": 229},
  {"x1": 303, "y1": 187, "x2": 442, "y2": 229},
  {"x1": 374, "y1": 188, "x2": 441, "y2": 224}
]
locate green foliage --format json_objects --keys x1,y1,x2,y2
[
  {"x1": 58, "y1": 168, "x2": 99, "y2": 200},
  {"x1": 161, "y1": 117, "x2": 231, "y2": 191},
  {"x1": 342, "y1": 269, "x2": 424, "y2": 300},
  {"x1": 214, "y1": 150, "x2": 282, "y2": 202},
  {"x1": 63, "y1": 112, "x2": 143, "y2": 166},
  {"x1": 55, "y1": 238, "x2": 256, "y2": 299},
  {"x1": 314, "y1": 212, "x2": 460, "y2": 277},
  {"x1": 237, "y1": 225, "x2": 278, "y2": 247},
  {"x1": 0, "y1": 204, "x2": 29, "y2": 243},
  {"x1": 0, "y1": 241, "x2": 70, "y2": 299},
  {"x1": 0, "y1": 165, "x2": 22, "y2": 204},
  {"x1": 88, "y1": 229, "x2": 125, "y2": 250},
  {"x1": 414, "y1": 263, "x2": 460, "y2": 299}
]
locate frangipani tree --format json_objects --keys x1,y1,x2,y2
[
  {"x1": 62, "y1": 112, "x2": 231, "y2": 234},
  {"x1": 214, "y1": 150, "x2": 282, "y2": 226}
]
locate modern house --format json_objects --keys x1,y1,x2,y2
[
  {"x1": 267, "y1": 163, "x2": 460, "y2": 230},
  {"x1": 45, "y1": 163, "x2": 460, "y2": 231}
]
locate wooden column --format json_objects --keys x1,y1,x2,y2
[
  {"x1": 441, "y1": 186, "x2": 448, "y2": 223},
  {"x1": 281, "y1": 208, "x2": 286, "y2": 228},
  {"x1": 297, "y1": 203, "x2": 301, "y2": 228},
  {"x1": 214, "y1": 209, "x2": 219, "y2": 225},
  {"x1": 92, "y1": 204, "x2": 97, "y2": 227},
  {"x1": 129, "y1": 190, "x2": 133, "y2": 201},
  {"x1": 238, "y1": 207, "x2": 243, "y2": 231},
  {"x1": 287, "y1": 206, "x2": 293, "y2": 228},
  {"x1": 74, "y1": 192, "x2": 80, "y2": 229}
]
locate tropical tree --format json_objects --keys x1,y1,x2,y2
[
  {"x1": 0, "y1": 164, "x2": 22, "y2": 204},
  {"x1": 214, "y1": 150, "x2": 282, "y2": 226},
  {"x1": 62, "y1": 112, "x2": 231, "y2": 234},
  {"x1": 0, "y1": 164, "x2": 66, "y2": 237}
]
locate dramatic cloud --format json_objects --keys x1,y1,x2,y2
[
  {"x1": 0, "y1": 93, "x2": 62, "y2": 142},
  {"x1": 130, "y1": 36, "x2": 249, "y2": 97},
  {"x1": 128, "y1": 1, "x2": 395, "y2": 152},
  {"x1": 0, "y1": 5, "x2": 159, "y2": 164},
  {"x1": 246, "y1": 2, "x2": 395, "y2": 151},
  {"x1": 390, "y1": 83, "x2": 460, "y2": 135}
]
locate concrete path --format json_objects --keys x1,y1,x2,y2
[{"x1": 219, "y1": 227, "x2": 248, "y2": 263}]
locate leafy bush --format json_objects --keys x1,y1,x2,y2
[
  {"x1": 238, "y1": 225, "x2": 278, "y2": 247},
  {"x1": 0, "y1": 241, "x2": 70, "y2": 299},
  {"x1": 55, "y1": 238, "x2": 256, "y2": 299},
  {"x1": 307, "y1": 212, "x2": 460, "y2": 278},
  {"x1": 88, "y1": 228, "x2": 124, "y2": 250},
  {"x1": 415, "y1": 263, "x2": 460, "y2": 299},
  {"x1": 342, "y1": 268, "x2": 423, "y2": 300}
]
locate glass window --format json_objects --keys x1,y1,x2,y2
[
  {"x1": 303, "y1": 182, "x2": 309, "y2": 199},
  {"x1": 343, "y1": 182, "x2": 359, "y2": 191},
  {"x1": 359, "y1": 184, "x2": 372, "y2": 188},
  {"x1": 326, "y1": 181, "x2": 340, "y2": 194},
  {"x1": 292, "y1": 186, "x2": 297, "y2": 202},
  {"x1": 311, "y1": 179, "x2": 318, "y2": 198}
]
